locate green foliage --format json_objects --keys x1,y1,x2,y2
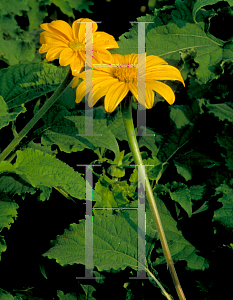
[
  {"x1": 0, "y1": 63, "x2": 69, "y2": 109},
  {"x1": 0, "y1": 148, "x2": 100, "y2": 201},
  {"x1": 1, "y1": 0, "x2": 233, "y2": 299},
  {"x1": 43, "y1": 214, "x2": 140, "y2": 271},
  {"x1": 49, "y1": 0, "x2": 94, "y2": 18},
  {"x1": 213, "y1": 183, "x2": 233, "y2": 228}
]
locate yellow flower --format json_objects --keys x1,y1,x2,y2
[
  {"x1": 72, "y1": 53, "x2": 185, "y2": 113},
  {"x1": 39, "y1": 18, "x2": 119, "y2": 76}
]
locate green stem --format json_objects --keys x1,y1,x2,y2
[
  {"x1": 121, "y1": 98, "x2": 186, "y2": 300},
  {"x1": 0, "y1": 68, "x2": 73, "y2": 162},
  {"x1": 146, "y1": 268, "x2": 173, "y2": 300}
]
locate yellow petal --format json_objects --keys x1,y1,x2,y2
[
  {"x1": 93, "y1": 48, "x2": 112, "y2": 63},
  {"x1": 78, "y1": 51, "x2": 86, "y2": 62},
  {"x1": 72, "y1": 18, "x2": 98, "y2": 42},
  {"x1": 59, "y1": 48, "x2": 76, "y2": 66},
  {"x1": 75, "y1": 81, "x2": 86, "y2": 103},
  {"x1": 93, "y1": 32, "x2": 119, "y2": 49},
  {"x1": 72, "y1": 76, "x2": 80, "y2": 88},
  {"x1": 146, "y1": 55, "x2": 168, "y2": 69},
  {"x1": 40, "y1": 31, "x2": 68, "y2": 45},
  {"x1": 145, "y1": 65, "x2": 185, "y2": 85},
  {"x1": 129, "y1": 53, "x2": 138, "y2": 65},
  {"x1": 111, "y1": 54, "x2": 125, "y2": 65},
  {"x1": 70, "y1": 57, "x2": 85, "y2": 76},
  {"x1": 47, "y1": 20, "x2": 73, "y2": 41},
  {"x1": 46, "y1": 47, "x2": 66, "y2": 61},
  {"x1": 146, "y1": 80, "x2": 175, "y2": 105},
  {"x1": 104, "y1": 82, "x2": 129, "y2": 112},
  {"x1": 129, "y1": 81, "x2": 154, "y2": 109},
  {"x1": 88, "y1": 78, "x2": 118, "y2": 107},
  {"x1": 145, "y1": 85, "x2": 155, "y2": 109},
  {"x1": 128, "y1": 82, "x2": 138, "y2": 101},
  {"x1": 39, "y1": 42, "x2": 65, "y2": 54},
  {"x1": 40, "y1": 21, "x2": 73, "y2": 42}
]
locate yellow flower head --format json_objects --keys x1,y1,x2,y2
[
  {"x1": 72, "y1": 53, "x2": 185, "y2": 113},
  {"x1": 39, "y1": 18, "x2": 119, "y2": 76}
]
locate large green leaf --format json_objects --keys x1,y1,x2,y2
[
  {"x1": 43, "y1": 214, "x2": 141, "y2": 271},
  {"x1": 44, "y1": 195, "x2": 207, "y2": 271},
  {"x1": 0, "y1": 63, "x2": 69, "y2": 109},
  {"x1": 0, "y1": 148, "x2": 101, "y2": 202},
  {"x1": 111, "y1": 5, "x2": 225, "y2": 84}
]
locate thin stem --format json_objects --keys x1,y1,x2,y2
[
  {"x1": 121, "y1": 98, "x2": 186, "y2": 300},
  {"x1": 146, "y1": 268, "x2": 173, "y2": 300},
  {"x1": 0, "y1": 68, "x2": 73, "y2": 162}
]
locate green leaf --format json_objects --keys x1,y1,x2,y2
[
  {"x1": 150, "y1": 194, "x2": 208, "y2": 269},
  {"x1": 0, "y1": 0, "x2": 29, "y2": 16},
  {"x1": 192, "y1": 0, "x2": 233, "y2": 23},
  {"x1": 43, "y1": 214, "x2": 141, "y2": 271},
  {"x1": 174, "y1": 162, "x2": 192, "y2": 181},
  {"x1": 0, "y1": 34, "x2": 36, "y2": 66},
  {"x1": 94, "y1": 181, "x2": 118, "y2": 210},
  {"x1": 0, "y1": 196, "x2": 18, "y2": 231},
  {"x1": 169, "y1": 106, "x2": 193, "y2": 129},
  {"x1": 0, "y1": 161, "x2": 15, "y2": 173},
  {"x1": 78, "y1": 284, "x2": 97, "y2": 300},
  {"x1": 57, "y1": 290, "x2": 77, "y2": 300},
  {"x1": 213, "y1": 183, "x2": 233, "y2": 228},
  {"x1": 190, "y1": 185, "x2": 205, "y2": 201},
  {"x1": 138, "y1": 128, "x2": 161, "y2": 156},
  {"x1": 1, "y1": 148, "x2": 101, "y2": 202},
  {"x1": 112, "y1": 8, "x2": 223, "y2": 83},
  {"x1": 0, "y1": 173, "x2": 36, "y2": 197},
  {"x1": 0, "y1": 237, "x2": 7, "y2": 260},
  {"x1": 206, "y1": 102, "x2": 233, "y2": 122},
  {"x1": 165, "y1": 182, "x2": 192, "y2": 217},
  {"x1": 67, "y1": 116, "x2": 120, "y2": 159},
  {"x1": 27, "y1": 0, "x2": 48, "y2": 31},
  {"x1": 0, "y1": 96, "x2": 26, "y2": 130},
  {"x1": 0, "y1": 63, "x2": 69, "y2": 109},
  {"x1": 42, "y1": 104, "x2": 120, "y2": 158},
  {"x1": 49, "y1": 0, "x2": 93, "y2": 18},
  {"x1": 107, "y1": 110, "x2": 128, "y2": 142},
  {"x1": 217, "y1": 127, "x2": 233, "y2": 171}
]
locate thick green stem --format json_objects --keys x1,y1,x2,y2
[
  {"x1": 121, "y1": 98, "x2": 186, "y2": 300},
  {"x1": 0, "y1": 68, "x2": 73, "y2": 162}
]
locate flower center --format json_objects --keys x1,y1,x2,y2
[
  {"x1": 113, "y1": 66, "x2": 138, "y2": 83},
  {"x1": 68, "y1": 39, "x2": 85, "y2": 52}
]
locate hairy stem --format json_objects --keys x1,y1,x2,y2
[
  {"x1": 0, "y1": 68, "x2": 73, "y2": 162},
  {"x1": 121, "y1": 98, "x2": 186, "y2": 300}
]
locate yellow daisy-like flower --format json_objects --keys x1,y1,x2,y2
[
  {"x1": 39, "y1": 18, "x2": 119, "y2": 76},
  {"x1": 72, "y1": 53, "x2": 185, "y2": 113}
]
